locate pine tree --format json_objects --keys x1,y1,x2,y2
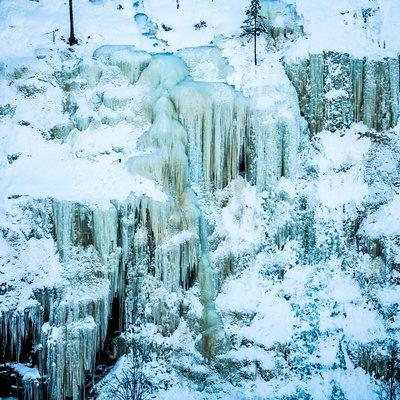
[
  {"x1": 240, "y1": 0, "x2": 270, "y2": 65},
  {"x1": 68, "y1": 0, "x2": 78, "y2": 46}
]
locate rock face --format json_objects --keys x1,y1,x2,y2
[
  {"x1": 1, "y1": 32, "x2": 400, "y2": 400},
  {"x1": 0, "y1": 44, "x2": 303, "y2": 399},
  {"x1": 285, "y1": 52, "x2": 400, "y2": 134}
]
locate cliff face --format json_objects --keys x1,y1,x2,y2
[
  {"x1": 1, "y1": 1, "x2": 400, "y2": 400},
  {"x1": 0, "y1": 45, "x2": 303, "y2": 398},
  {"x1": 285, "y1": 52, "x2": 400, "y2": 134}
]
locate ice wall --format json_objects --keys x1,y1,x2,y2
[
  {"x1": 285, "y1": 52, "x2": 400, "y2": 134},
  {"x1": 127, "y1": 53, "x2": 228, "y2": 353},
  {"x1": 197, "y1": 215, "x2": 227, "y2": 359},
  {"x1": 251, "y1": 102, "x2": 302, "y2": 191},
  {"x1": 93, "y1": 45, "x2": 151, "y2": 84},
  {"x1": 260, "y1": 0, "x2": 304, "y2": 45},
  {"x1": 0, "y1": 44, "x2": 306, "y2": 400},
  {"x1": 170, "y1": 81, "x2": 251, "y2": 190}
]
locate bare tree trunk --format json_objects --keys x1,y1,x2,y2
[
  {"x1": 388, "y1": 343, "x2": 399, "y2": 400},
  {"x1": 389, "y1": 378, "x2": 395, "y2": 400},
  {"x1": 253, "y1": 15, "x2": 257, "y2": 65},
  {"x1": 68, "y1": 0, "x2": 78, "y2": 45}
]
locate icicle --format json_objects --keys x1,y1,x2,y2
[
  {"x1": 170, "y1": 81, "x2": 250, "y2": 190},
  {"x1": 308, "y1": 54, "x2": 325, "y2": 133},
  {"x1": 249, "y1": 84, "x2": 302, "y2": 191},
  {"x1": 0, "y1": 302, "x2": 43, "y2": 363},
  {"x1": 12, "y1": 364, "x2": 42, "y2": 400},
  {"x1": 124, "y1": 64, "x2": 202, "y2": 297},
  {"x1": 363, "y1": 57, "x2": 399, "y2": 130},
  {"x1": 52, "y1": 200, "x2": 93, "y2": 259},
  {"x1": 126, "y1": 94, "x2": 189, "y2": 197},
  {"x1": 352, "y1": 58, "x2": 364, "y2": 122},
  {"x1": 92, "y1": 205, "x2": 121, "y2": 296},
  {"x1": 102, "y1": 88, "x2": 135, "y2": 111},
  {"x1": 119, "y1": 193, "x2": 200, "y2": 294},
  {"x1": 43, "y1": 317, "x2": 98, "y2": 400},
  {"x1": 197, "y1": 215, "x2": 226, "y2": 360}
]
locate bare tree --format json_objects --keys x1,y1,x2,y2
[
  {"x1": 240, "y1": 0, "x2": 271, "y2": 65},
  {"x1": 108, "y1": 340, "x2": 153, "y2": 400},
  {"x1": 68, "y1": 0, "x2": 78, "y2": 45},
  {"x1": 379, "y1": 341, "x2": 400, "y2": 400}
]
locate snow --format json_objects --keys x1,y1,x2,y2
[
  {"x1": 361, "y1": 194, "x2": 400, "y2": 238},
  {"x1": 0, "y1": 134, "x2": 167, "y2": 207},
  {"x1": 320, "y1": 303, "x2": 386, "y2": 343},
  {"x1": 376, "y1": 286, "x2": 400, "y2": 307},
  {"x1": 0, "y1": 0, "x2": 395, "y2": 210},
  {"x1": 144, "y1": 0, "x2": 247, "y2": 50},
  {"x1": 0, "y1": 0, "x2": 139, "y2": 59},
  {"x1": 240, "y1": 291, "x2": 295, "y2": 348},
  {"x1": 212, "y1": 178, "x2": 266, "y2": 260},
  {"x1": 13, "y1": 363, "x2": 40, "y2": 381},
  {"x1": 0, "y1": 235, "x2": 62, "y2": 313},
  {"x1": 177, "y1": 46, "x2": 232, "y2": 83},
  {"x1": 146, "y1": 0, "x2": 400, "y2": 59},
  {"x1": 1, "y1": 0, "x2": 399, "y2": 64},
  {"x1": 286, "y1": 0, "x2": 400, "y2": 60},
  {"x1": 316, "y1": 124, "x2": 371, "y2": 208},
  {"x1": 1, "y1": 0, "x2": 400, "y2": 399},
  {"x1": 306, "y1": 367, "x2": 380, "y2": 400},
  {"x1": 0, "y1": 51, "x2": 167, "y2": 208},
  {"x1": 216, "y1": 266, "x2": 263, "y2": 314}
]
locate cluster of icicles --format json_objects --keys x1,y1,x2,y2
[
  {"x1": 0, "y1": 45, "x2": 274, "y2": 399},
  {"x1": 3, "y1": 45, "x2": 398, "y2": 399}
]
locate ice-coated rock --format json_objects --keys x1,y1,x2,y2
[
  {"x1": 177, "y1": 46, "x2": 233, "y2": 82},
  {"x1": 285, "y1": 52, "x2": 400, "y2": 133},
  {"x1": 93, "y1": 45, "x2": 151, "y2": 84}
]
